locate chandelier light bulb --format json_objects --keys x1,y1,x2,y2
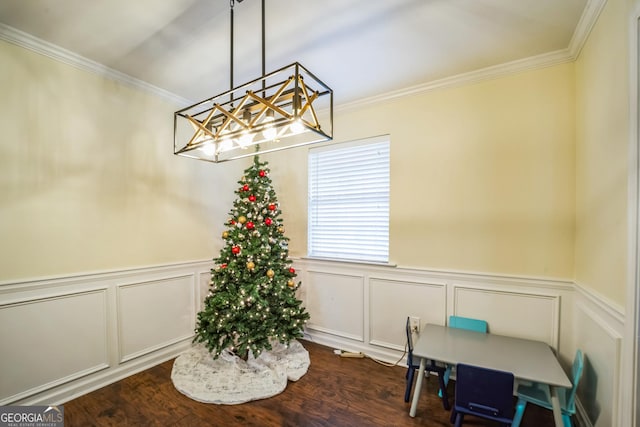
[
  {"x1": 217, "y1": 138, "x2": 234, "y2": 154},
  {"x1": 263, "y1": 126, "x2": 277, "y2": 140},
  {"x1": 201, "y1": 142, "x2": 216, "y2": 156},
  {"x1": 290, "y1": 118, "x2": 304, "y2": 135},
  {"x1": 262, "y1": 111, "x2": 276, "y2": 140},
  {"x1": 238, "y1": 130, "x2": 253, "y2": 148}
]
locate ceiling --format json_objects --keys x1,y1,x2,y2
[{"x1": 0, "y1": 0, "x2": 591, "y2": 106}]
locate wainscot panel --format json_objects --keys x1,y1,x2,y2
[
  {"x1": 0, "y1": 260, "x2": 212, "y2": 405},
  {"x1": 0, "y1": 290, "x2": 108, "y2": 404},
  {"x1": 452, "y1": 285, "x2": 560, "y2": 349},
  {"x1": 198, "y1": 271, "x2": 212, "y2": 311},
  {"x1": 117, "y1": 275, "x2": 195, "y2": 363},
  {"x1": 305, "y1": 269, "x2": 365, "y2": 341},
  {"x1": 369, "y1": 277, "x2": 446, "y2": 349},
  {"x1": 573, "y1": 284, "x2": 623, "y2": 427}
]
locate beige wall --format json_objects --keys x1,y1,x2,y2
[
  {"x1": 270, "y1": 64, "x2": 576, "y2": 279},
  {"x1": 2, "y1": 1, "x2": 627, "y2": 303},
  {"x1": 0, "y1": 40, "x2": 244, "y2": 281},
  {"x1": 575, "y1": 0, "x2": 630, "y2": 308}
]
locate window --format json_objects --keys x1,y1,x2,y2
[{"x1": 308, "y1": 136, "x2": 390, "y2": 263}]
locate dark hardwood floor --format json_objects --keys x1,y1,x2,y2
[{"x1": 65, "y1": 339, "x2": 555, "y2": 426}]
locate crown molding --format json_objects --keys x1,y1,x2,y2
[
  {"x1": 1, "y1": 0, "x2": 607, "y2": 112},
  {"x1": 336, "y1": 48, "x2": 573, "y2": 113},
  {"x1": 336, "y1": 0, "x2": 608, "y2": 113},
  {"x1": 0, "y1": 23, "x2": 192, "y2": 107},
  {"x1": 567, "y1": 0, "x2": 608, "y2": 59}
]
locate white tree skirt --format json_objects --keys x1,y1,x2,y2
[{"x1": 171, "y1": 340, "x2": 310, "y2": 404}]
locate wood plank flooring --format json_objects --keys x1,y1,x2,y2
[{"x1": 65, "y1": 339, "x2": 555, "y2": 426}]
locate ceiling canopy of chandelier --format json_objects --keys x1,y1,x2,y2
[{"x1": 174, "y1": 0, "x2": 333, "y2": 163}]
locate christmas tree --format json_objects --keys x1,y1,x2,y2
[{"x1": 194, "y1": 156, "x2": 310, "y2": 360}]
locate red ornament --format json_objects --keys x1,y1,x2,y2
[
  {"x1": 268, "y1": 204, "x2": 276, "y2": 211},
  {"x1": 248, "y1": 195, "x2": 257, "y2": 202},
  {"x1": 259, "y1": 170, "x2": 266, "y2": 177},
  {"x1": 242, "y1": 184, "x2": 249, "y2": 191},
  {"x1": 246, "y1": 221, "x2": 255, "y2": 230},
  {"x1": 264, "y1": 218, "x2": 273, "y2": 226},
  {"x1": 220, "y1": 263, "x2": 228, "y2": 269},
  {"x1": 229, "y1": 219, "x2": 236, "y2": 225},
  {"x1": 232, "y1": 246, "x2": 241, "y2": 255},
  {"x1": 289, "y1": 267, "x2": 296, "y2": 274}
]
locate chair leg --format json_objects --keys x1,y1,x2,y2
[
  {"x1": 562, "y1": 414, "x2": 572, "y2": 427},
  {"x1": 511, "y1": 398, "x2": 527, "y2": 427},
  {"x1": 439, "y1": 365, "x2": 452, "y2": 398},
  {"x1": 437, "y1": 372, "x2": 450, "y2": 410},
  {"x1": 454, "y1": 413, "x2": 464, "y2": 427},
  {"x1": 404, "y1": 368, "x2": 415, "y2": 402},
  {"x1": 450, "y1": 407, "x2": 457, "y2": 423}
]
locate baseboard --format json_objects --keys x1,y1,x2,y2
[
  {"x1": 19, "y1": 339, "x2": 193, "y2": 406},
  {"x1": 575, "y1": 399, "x2": 593, "y2": 427},
  {"x1": 303, "y1": 331, "x2": 406, "y2": 367}
]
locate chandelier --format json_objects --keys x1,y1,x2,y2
[{"x1": 174, "y1": 0, "x2": 333, "y2": 163}]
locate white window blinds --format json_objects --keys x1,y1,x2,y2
[{"x1": 308, "y1": 136, "x2": 390, "y2": 263}]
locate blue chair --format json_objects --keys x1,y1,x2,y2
[
  {"x1": 450, "y1": 363, "x2": 515, "y2": 426},
  {"x1": 512, "y1": 349, "x2": 584, "y2": 427},
  {"x1": 404, "y1": 317, "x2": 450, "y2": 410},
  {"x1": 440, "y1": 315, "x2": 488, "y2": 397},
  {"x1": 449, "y1": 315, "x2": 489, "y2": 333}
]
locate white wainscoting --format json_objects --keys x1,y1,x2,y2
[
  {"x1": 451, "y1": 285, "x2": 560, "y2": 348},
  {"x1": 297, "y1": 259, "x2": 626, "y2": 427},
  {"x1": 369, "y1": 277, "x2": 446, "y2": 350},
  {"x1": 0, "y1": 260, "x2": 213, "y2": 405},
  {"x1": 0, "y1": 257, "x2": 625, "y2": 425},
  {"x1": 305, "y1": 270, "x2": 365, "y2": 341},
  {"x1": 117, "y1": 275, "x2": 195, "y2": 363},
  {"x1": 0, "y1": 289, "x2": 109, "y2": 403},
  {"x1": 573, "y1": 283, "x2": 624, "y2": 427},
  {"x1": 297, "y1": 258, "x2": 575, "y2": 364}
]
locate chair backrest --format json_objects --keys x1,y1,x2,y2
[
  {"x1": 455, "y1": 363, "x2": 515, "y2": 421},
  {"x1": 565, "y1": 349, "x2": 584, "y2": 413},
  {"x1": 405, "y1": 317, "x2": 415, "y2": 366},
  {"x1": 449, "y1": 315, "x2": 488, "y2": 333}
]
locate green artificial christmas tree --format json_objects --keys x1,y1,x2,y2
[{"x1": 194, "y1": 156, "x2": 310, "y2": 360}]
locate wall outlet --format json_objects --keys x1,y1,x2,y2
[{"x1": 409, "y1": 316, "x2": 420, "y2": 333}]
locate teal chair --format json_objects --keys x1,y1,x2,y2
[
  {"x1": 449, "y1": 315, "x2": 489, "y2": 333},
  {"x1": 440, "y1": 316, "x2": 488, "y2": 401},
  {"x1": 511, "y1": 349, "x2": 584, "y2": 427}
]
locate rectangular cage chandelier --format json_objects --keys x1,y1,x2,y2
[{"x1": 174, "y1": 1, "x2": 333, "y2": 163}]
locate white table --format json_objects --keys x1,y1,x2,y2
[{"x1": 409, "y1": 324, "x2": 572, "y2": 427}]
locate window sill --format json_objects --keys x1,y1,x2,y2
[{"x1": 299, "y1": 256, "x2": 397, "y2": 268}]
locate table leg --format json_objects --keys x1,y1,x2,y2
[
  {"x1": 409, "y1": 358, "x2": 426, "y2": 417},
  {"x1": 549, "y1": 386, "x2": 564, "y2": 427}
]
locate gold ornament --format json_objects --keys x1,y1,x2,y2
[
  {"x1": 238, "y1": 216, "x2": 247, "y2": 224},
  {"x1": 222, "y1": 231, "x2": 229, "y2": 239},
  {"x1": 278, "y1": 226, "x2": 285, "y2": 233},
  {"x1": 287, "y1": 279, "x2": 295, "y2": 287},
  {"x1": 266, "y1": 269, "x2": 275, "y2": 278},
  {"x1": 247, "y1": 261, "x2": 255, "y2": 271}
]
